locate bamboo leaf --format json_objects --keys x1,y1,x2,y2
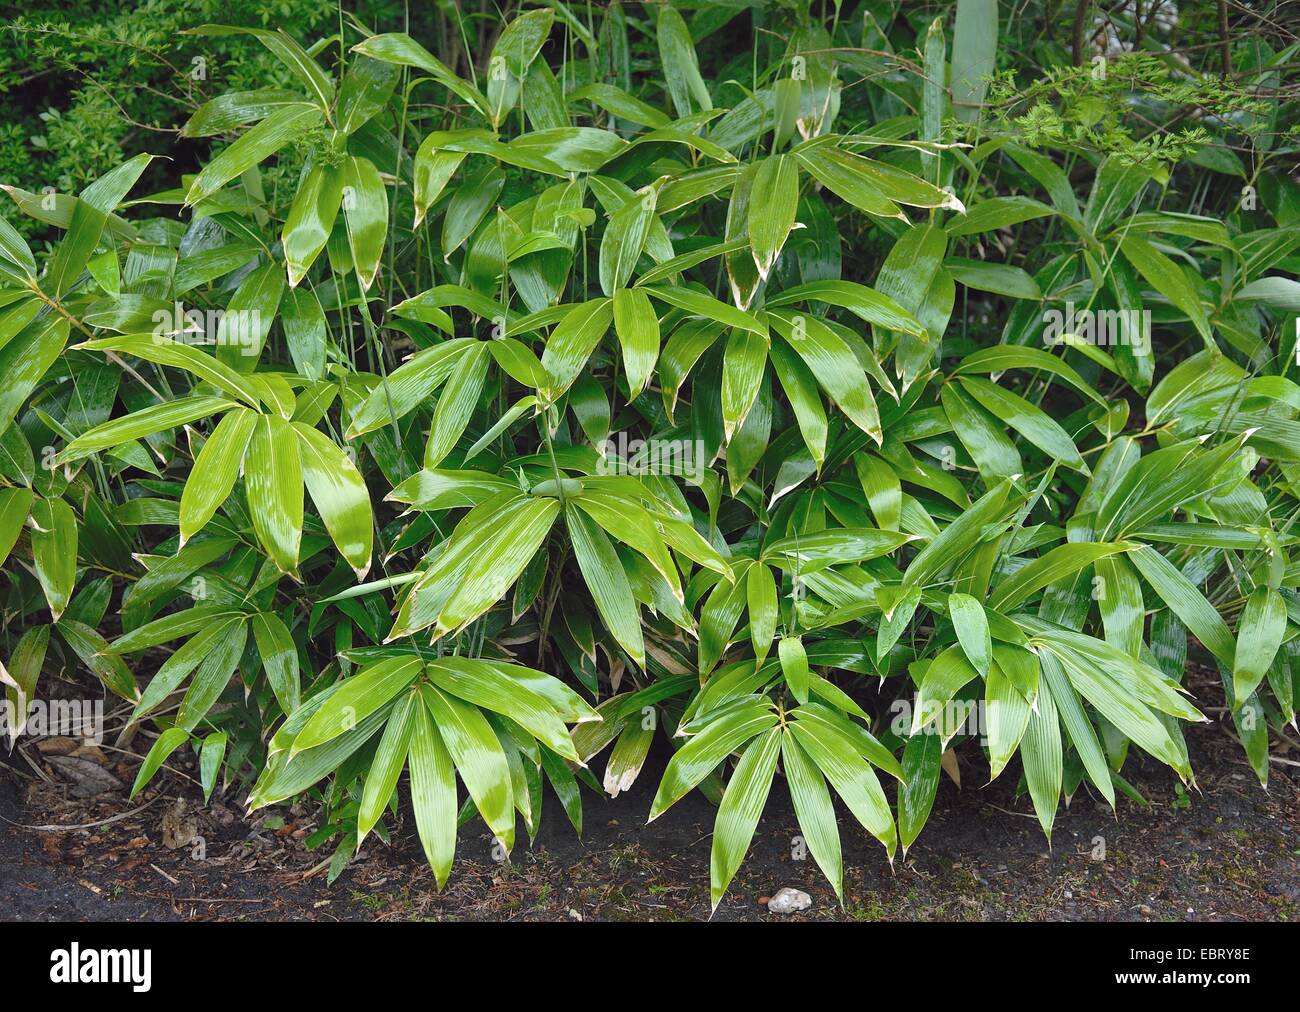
[{"x1": 247, "y1": 414, "x2": 303, "y2": 575}]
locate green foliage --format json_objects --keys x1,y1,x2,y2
[
  {"x1": 2, "y1": 0, "x2": 1298, "y2": 912},
  {"x1": 1, "y1": 0, "x2": 399, "y2": 205}
]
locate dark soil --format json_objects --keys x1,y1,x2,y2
[{"x1": 2, "y1": 669, "x2": 1297, "y2": 922}]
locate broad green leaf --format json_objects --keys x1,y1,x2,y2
[
  {"x1": 953, "y1": 345, "x2": 1107, "y2": 407},
  {"x1": 0, "y1": 487, "x2": 33, "y2": 567},
  {"x1": 351, "y1": 34, "x2": 487, "y2": 117},
  {"x1": 603, "y1": 721, "x2": 653, "y2": 799},
  {"x1": 905, "y1": 478, "x2": 1015, "y2": 589},
  {"x1": 567, "y1": 80, "x2": 665, "y2": 126},
  {"x1": 897, "y1": 730, "x2": 941, "y2": 854},
  {"x1": 1039, "y1": 653, "x2": 1115, "y2": 807},
  {"x1": 854, "y1": 454, "x2": 901, "y2": 531},
  {"x1": 425, "y1": 343, "x2": 488, "y2": 468},
  {"x1": 188, "y1": 26, "x2": 334, "y2": 110},
  {"x1": 796, "y1": 144, "x2": 901, "y2": 219},
  {"x1": 940, "y1": 381, "x2": 1022, "y2": 478},
  {"x1": 781, "y1": 730, "x2": 843, "y2": 899},
  {"x1": 599, "y1": 186, "x2": 657, "y2": 295},
  {"x1": 131, "y1": 727, "x2": 191, "y2": 798},
  {"x1": 0, "y1": 317, "x2": 69, "y2": 439},
  {"x1": 946, "y1": 259, "x2": 1041, "y2": 300},
  {"x1": 338, "y1": 56, "x2": 400, "y2": 135},
  {"x1": 215, "y1": 261, "x2": 283, "y2": 371},
  {"x1": 769, "y1": 309, "x2": 880, "y2": 442},
  {"x1": 436, "y1": 497, "x2": 559, "y2": 637},
  {"x1": 175, "y1": 617, "x2": 248, "y2": 730},
  {"x1": 131, "y1": 618, "x2": 243, "y2": 720},
  {"x1": 1095, "y1": 553, "x2": 1144, "y2": 658},
  {"x1": 1042, "y1": 638, "x2": 1189, "y2": 775},
  {"x1": 426, "y1": 656, "x2": 577, "y2": 762},
  {"x1": 3, "y1": 617, "x2": 47, "y2": 731},
  {"x1": 0, "y1": 212, "x2": 37, "y2": 281},
  {"x1": 388, "y1": 495, "x2": 530, "y2": 639},
  {"x1": 1128, "y1": 544, "x2": 1235, "y2": 668},
  {"x1": 77, "y1": 334, "x2": 261, "y2": 409},
  {"x1": 247, "y1": 414, "x2": 303, "y2": 575},
  {"x1": 1020, "y1": 677, "x2": 1062, "y2": 839},
  {"x1": 948, "y1": 593, "x2": 991, "y2": 675},
  {"x1": 985, "y1": 660, "x2": 1031, "y2": 780},
  {"x1": 346, "y1": 339, "x2": 476, "y2": 437},
  {"x1": 566, "y1": 503, "x2": 644, "y2": 668},
  {"x1": 294, "y1": 655, "x2": 423, "y2": 753},
  {"x1": 649, "y1": 699, "x2": 777, "y2": 820},
  {"x1": 48, "y1": 154, "x2": 154, "y2": 296},
  {"x1": 912, "y1": 646, "x2": 979, "y2": 734},
  {"x1": 179, "y1": 407, "x2": 257, "y2": 544},
  {"x1": 283, "y1": 162, "x2": 345, "y2": 287},
  {"x1": 990, "y1": 542, "x2": 1131, "y2": 612},
  {"x1": 710, "y1": 727, "x2": 781, "y2": 910},
  {"x1": 421, "y1": 683, "x2": 515, "y2": 852},
  {"x1": 951, "y1": 0, "x2": 998, "y2": 122},
  {"x1": 199, "y1": 732, "x2": 227, "y2": 802},
  {"x1": 58, "y1": 395, "x2": 236, "y2": 464},
  {"x1": 779, "y1": 635, "x2": 810, "y2": 705},
  {"x1": 30, "y1": 498, "x2": 76, "y2": 621},
  {"x1": 182, "y1": 88, "x2": 306, "y2": 137},
  {"x1": 767, "y1": 280, "x2": 925, "y2": 337},
  {"x1": 541, "y1": 298, "x2": 613, "y2": 400},
  {"x1": 721, "y1": 327, "x2": 767, "y2": 441},
  {"x1": 573, "y1": 493, "x2": 680, "y2": 599},
  {"x1": 409, "y1": 696, "x2": 458, "y2": 887},
  {"x1": 645, "y1": 285, "x2": 767, "y2": 338},
  {"x1": 947, "y1": 196, "x2": 1055, "y2": 237},
  {"x1": 1084, "y1": 157, "x2": 1150, "y2": 235},
  {"x1": 342, "y1": 156, "x2": 388, "y2": 290},
  {"x1": 485, "y1": 9, "x2": 554, "y2": 127},
  {"x1": 58, "y1": 620, "x2": 136, "y2": 701},
  {"x1": 442, "y1": 162, "x2": 503, "y2": 256},
  {"x1": 358, "y1": 691, "x2": 416, "y2": 840},
  {"x1": 749, "y1": 155, "x2": 799, "y2": 279},
  {"x1": 1119, "y1": 234, "x2": 1211, "y2": 343},
  {"x1": 611, "y1": 287, "x2": 660, "y2": 400},
  {"x1": 804, "y1": 145, "x2": 964, "y2": 212},
  {"x1": 788, "y1": 716, "x2": 896, "y2": 857},
  {"x1": 789, "y1": 703, "x2": 904, "y2": 782},
  {"x1": 1233, "y1": 586, "x2": 1285, "y2": 704},
  {"x1": 185, "y1": 103, "x2": 323, "y2": 206},
  {"x1": 746, "y1": 563, "x2": 777, "y2": 665},
  {"x1": 251, "y1": 611, "x2": 301, "y2": 715},
  {"x1": 656, "y1": 6, "x2": 712, "y2": 118},
  {"x1": 413, "y1": 143, "x2": 467, "y2": 227}
]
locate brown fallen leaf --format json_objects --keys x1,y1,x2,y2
[
  {"x1": 36, "y1": 736, "x2": 80, "y2": 756},
  {"x1": 45, "y1": 755, "x2": 123, "y2": 798},
  {"x1": 940, "y1": 747, "x2": 962, "y2": 788}
]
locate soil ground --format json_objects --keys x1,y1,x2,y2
[{"x1": 2, "y1": 667, "x2": 1297, "y2": 922}]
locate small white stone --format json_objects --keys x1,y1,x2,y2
[{"x1": 767, "y1": 888, "x2": 812, "y2": 914}]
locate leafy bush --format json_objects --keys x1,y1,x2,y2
[{"x1": 2, "y1": 0, "x2": 1297, "y2": 910}]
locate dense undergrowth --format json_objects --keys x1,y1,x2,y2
[{"x1": 1, "y1": 1, "x2": 1298, "y2": 910}]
